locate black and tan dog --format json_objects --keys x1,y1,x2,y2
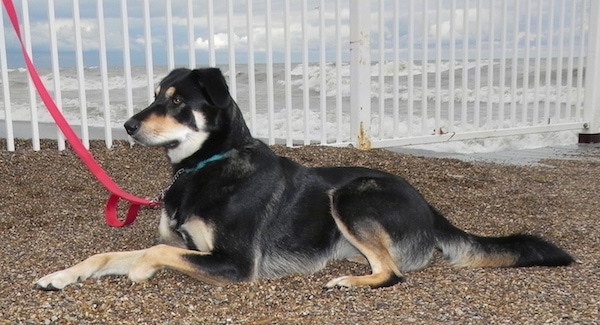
[{"x1": 36, "y1": 68, "x2": 574, "y2": 291}]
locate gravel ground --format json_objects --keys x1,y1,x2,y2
[{"x1": 1, "y1": 139, "x2": 599, "y2": 324}]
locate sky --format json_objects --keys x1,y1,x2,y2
[{"x1": 1, "y1": 0, "x2": 589, "y2": 69}]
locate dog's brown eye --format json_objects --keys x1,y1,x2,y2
[{"x1": 172, "y1": 97, "x2": 182, "y2": 105}]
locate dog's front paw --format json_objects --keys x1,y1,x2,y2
[{"x1": 35, "y1": 269, "x2": 83, "y2": 291}]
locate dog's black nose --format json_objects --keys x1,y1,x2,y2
[{"x1": 124, "y1": 119, "x2": 140, "y2": 136}]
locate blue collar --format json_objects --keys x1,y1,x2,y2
[{"x1": 184, "y1": 151, "x2": 231, "y2": 173}]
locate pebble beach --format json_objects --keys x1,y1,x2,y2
[{"x1": 1, "y1": 139, "x2": 598, "y2": 324}]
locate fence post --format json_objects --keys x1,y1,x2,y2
[
  {"x1": 581, "y1": 0, "x2": 600, "y2": 143},
  {"x1": 349, "y1": 0, "x2": 371, "y2": 150}
]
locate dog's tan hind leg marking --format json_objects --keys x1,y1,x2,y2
[
  {"x1": 35, "y1": 244, "x2": 224, "y2": 290},
  {"x1": 326, "y1": 211, "x2": 403, "y2": 288}
]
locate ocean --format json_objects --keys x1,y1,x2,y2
[{"x1": 0, "y1": 59, "x2": 581, "y2": 153}]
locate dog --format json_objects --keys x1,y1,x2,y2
[{"x1": 36, "y1": 67, "x2": 574, "y2": 291}]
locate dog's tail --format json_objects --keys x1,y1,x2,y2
[{"x1": 432, "y1": 208, "x2": 575, "y2": 268}]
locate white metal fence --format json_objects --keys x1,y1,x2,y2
[{"x1": 1, "y1": 0, "x2": 598, "y2": 151}]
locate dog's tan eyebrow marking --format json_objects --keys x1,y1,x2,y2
[
  {"x1": 165, "y1": 86, "x2": 176, "y2": 98},
  {"x1": 154, "y1": 86, "x2": 161, "y2": 96}
]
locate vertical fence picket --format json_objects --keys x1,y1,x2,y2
[
  {"x1": 246, "y1": 0, "x2": 256, "y2": 134},
  {"x1": 393, "y1": 0, "x2": 401, "y2": 137},
  {"x1": 319, "y1": 0, "x2": 327, "y2": 145},
  {"x1": 227, "y1": 0, "x2": 237, "y2": 99},
  {"x1": 121, "y1": 0, "x2": 134, "y2": 123},
  {"x1": 566, "y1": 1, "x2": 577, "y2": 120},
  {"x1": 22, "y1": 0, "x2": 40, "y2": 150},
  {"x1": 207, "y1": 0, "x2": 216, "y2": 67},
  {"x1": 265, "y1": 0, "x2": 275, "y2": 145},
  {"x1": 532, "y1": 0, "x2": 543, "y2": 124},
  {"x1": 166, "y1": 0, "x2": 175, "y2": 71},
  {"x1": 73, "y1": 0, "x2": 89, "y2": 149},
  {"x1": 510, "y1": 1, "x2": 520, "y2": 126},
  {"x1": 335, "y1": 0, "x2": 343, "y2": 144},
  {"x1": 473, "y1": 0, "x2": 482, "y2": 129},
  {"x1": 349, "y1": 0, "x2": 371, "y2": 149},
  {"x1": 583, "y1": 0, "x2": 600, "y2": 135},
  {"x1": 284, "y1": 0, "x2": 292, "y2": 146},
  {"x1": 555, "y1": 0, "x2": 566, "y2": 121},
  {"x1": 499, "y1": 0, "x2": 508, "y2": 123},
  {"x1": 420, "y1": 0, "x2": 428, "y2": 135},
  {"x1": 377, "y1": 0, "x2": 385, "y2": 140},
  {"x1": 143, "y1": 0, "x2": 154, "y2": 105},
  {"x1": 97, "y1": 0, "x2": 112, "y2": 148},
  {"x1": 187, "y1": 0, "x2": 196, "y2": 68},
  {"x1": 434, "y1": 0, "x2": 442, "y2": 134},
  {"x1": 461, "y1": 0, "x2": 469, "y2": 129},
  {"x1": 486, "y1": 2, "x2": 495, "y2": 127},
  {"x1": 544, "y1": 1, "x2": 555, "y2": 122},
  {"x1": 406, "y1": 0, "x2": 414, "y2": 136},
  {"x1": 301, "y1": 0, "x2": 309, "y2": 145},
  {"x1": 576, "y1": 0, "x2": 587, "y2": 122},
  {"x1": 522, "y1": 0, "x2": 531, "y2": 125},
  {"x1": 47, "y1": 0, "x2": 64, "y2": 150},
  {"x1": 448, "y1": 0, "x2": 456, "y2": 132},
  {"x1": 0, "y1": 4, "x2": 14, "y2": 151}
]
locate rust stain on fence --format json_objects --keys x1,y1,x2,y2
[{"x1": 358, "y1": 121, "x2": 371, "y2": 151}]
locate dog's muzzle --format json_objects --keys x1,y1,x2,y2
[{"x1": 124, "y1": 119, "x2": 140, "y2": 136}]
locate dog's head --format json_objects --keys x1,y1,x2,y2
[{"x1": 124, "y1": 68, "x2": 250, "y2": 164}]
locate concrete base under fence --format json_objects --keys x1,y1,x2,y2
[
  {"x1": 3, "y1": 121, "x2": 599, "y2": 168},
  {"x1": 1, "y1": 121, "x2": 130, "y2": 142},
  {"x1": 388, "y1": 143, "x2": 600, "y2": 167}
]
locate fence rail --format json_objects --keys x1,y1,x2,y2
[{"x1": 0, "y1": 0, "x2": 597, "y2": 151}]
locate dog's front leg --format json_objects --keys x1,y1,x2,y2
[{"x1": 35, "y1": 244, "x2": 227, "y2": 290}]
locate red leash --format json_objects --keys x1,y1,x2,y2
[{"x1": 3, "y1": 0, "x2": 160, "y2": 227}]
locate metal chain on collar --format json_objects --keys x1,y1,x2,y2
[
  {"x1": 151, "y1": 168, "x2": 186, "y2": 205},
  {"x1": 148, "y1": 152, "x2": 231, "y2": 206}
]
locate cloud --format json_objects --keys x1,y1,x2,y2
[
  {"x1": 430, "y1": 8, "x2": 484, "y2": 40},
  {"x1": 194, "y1": 32, "x2": 243, "y2": 50},
  {"x1": 180, "y1": 4, "x2": 349, "y2": 55}
]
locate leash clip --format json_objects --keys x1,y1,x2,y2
[{"x1": 147, "y1": 200, "x2": 163, "y2": 209}]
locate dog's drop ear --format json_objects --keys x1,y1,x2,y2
[{"x1": 193, "y1": 68, "x2": 231, "y2": 108}]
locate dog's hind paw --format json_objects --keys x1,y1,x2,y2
[
  {"x1": 324, "y1": 276, "x2": 353, "y2": 288},
  {"x1": 324, "y1": 273, "x2": 404, "y2": 289}
]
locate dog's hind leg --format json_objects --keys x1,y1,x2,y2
[
  {"x1": 325, "y1": 215, "x2": 403, "y2": 288},
  {"x1": 325, "y1": 187, "x2": 404, "y2": 289},
  {"x1": 35, "y1": 245, "x2": 228, "y2": 291}
]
